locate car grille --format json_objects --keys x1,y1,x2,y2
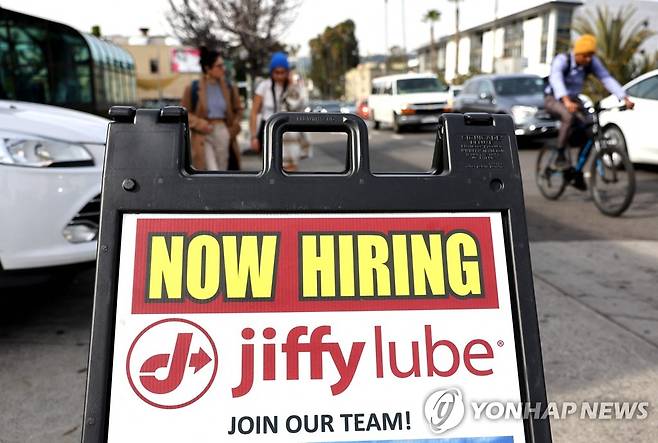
[
  {"x1": 411, "y1": 102, "x2": 447, "y2": 115},
  {"x1": 68, "y1": 194, "x2": 101, "y2": 228}
]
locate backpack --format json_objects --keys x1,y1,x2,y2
[{"x1": 544, "y1": 53, "x2": 593, "y2": 96}]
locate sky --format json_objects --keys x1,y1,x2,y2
[
  {"x1": 1, "y1": 0, "x2": 655, "y2": 56},
  {"x1": 0, "y1": 0, "x2": 546, "y2": 54}
]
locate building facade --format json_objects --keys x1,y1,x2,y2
[
  {"x1": 417, "y1": 1, "x2": 582, "y2": 82},
  {"x1": 344, "y1": 61, "x2": 387, "y2": 102},
  {"x1": 109, "y1": 34, "x2": 202, "y2": 106},
  {"x1": 418, "y1": 0, "x2": 658, "y2": 83}
]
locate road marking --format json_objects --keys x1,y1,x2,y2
[
  {"x1": 420, "y1": 140, "x2": 435, "y2": 147},
  {"x1": 392, "y1": 134, "x2": 404, "y2": 140}
]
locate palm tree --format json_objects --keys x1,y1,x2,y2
[
  {"x1": 573, "y1": 5, "x2": 656, "y2": 100},
  {"x1": 423, "y1": 9, "x2": 441, "y2": 73}
]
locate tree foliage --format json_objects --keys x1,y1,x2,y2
[
  {"x1": 167, "y1": 0, "x2": 298, "y2": 82},
  {"x1": 573, "y1": 5, "x2": 656, "y2": 100},
  {"x1": 309, "y1": 20, "x2": 359, "y2": 98}
]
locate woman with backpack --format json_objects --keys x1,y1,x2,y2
[{"x1": 182, "y1": 47, "x2": 243, "y2": 171}]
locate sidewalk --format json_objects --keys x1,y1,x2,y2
[
  {"x1": 532, "y1": 240, "x2": 658, "y2": 442},
  {"x1": 0, "y1": 242, "x2": 656, "y2": 442}
]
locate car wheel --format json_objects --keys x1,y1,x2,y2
[
  {"x1": 393, "y1": 113, "x2": 403, "y2": 133},
  {"x1": 371, "y1": 111, "x2": 380, "y2": 129},
  {"x1": 603, "y1": 125, "x2": 629, "y2": 159}
]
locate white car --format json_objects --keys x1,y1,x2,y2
[
  {"x1": 0, "y1": 100, "x2": 107, "y2": 283},
  {"x1": 599, "y1": 69, "x2": 658, "y2": 165},
  {"x1": 369, "y1": 73, "x2": 450, "y2": 133}
]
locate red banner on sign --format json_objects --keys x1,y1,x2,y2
[{"x1": 131, "y1": 216, "x2": 499, "y2": 314}]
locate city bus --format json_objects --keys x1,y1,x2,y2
[{"x1": 0, "y1": 8, "x2": 137, "y2": 115}]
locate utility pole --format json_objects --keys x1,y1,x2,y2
[
  {"x1": 493, "y1": 0, "x2": 499, "y2": 72},
  {"x1": 448, "y1": 0, "x2": 462, "y2": 79},
  {"x1": 384, "y1": 0, "x2": 389, "y2": 73},
  {"x1": 401, "y1": 0, "x2": 407, "y2": 54}
]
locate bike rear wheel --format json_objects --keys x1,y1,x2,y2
[
  {"x1": 536, "y1": 146, "x2": 567, "y2": 200},
  {"x1": 589, "y1": 146, "x2": 635, "y2": 216}
]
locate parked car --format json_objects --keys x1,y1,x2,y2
[
  {"x1": 453, "y1": 74, "x2": 558, "y2": 138},
  {"x1": 368, "y1": 73, "x2": 450, "y2": 133},
  {"x1": 0, "y1": 100, "x2": 107, "y2": 285},
  {"x1": 599, "y1": 69, "x2": 658, "y2": 165},
  {"x1": 445, "y1": 85, "x2": 463, "y2": 112},
  {"x1": 356, "y1": 98, "x2": 370, "y2": 120},
  {"x1": 304, "y1": 100, "x2": 354, "y2": 114}
]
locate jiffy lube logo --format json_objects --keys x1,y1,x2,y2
[{"x1": 424, "y1": 387, "x2": 465, "y2": 434}]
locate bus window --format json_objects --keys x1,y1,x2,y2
[
  {"x1": 51, "y1": 32, "x2": 93, "y2": 105},
  {"x1": 10, "y1": 25, "x2": 51, "y2": 103},
  {"x1": 1, "y1": 8, "x2": 137, "y2": 114},
  {"x1": 0, "y1": 21, "x2": 11, "y2": 99}
]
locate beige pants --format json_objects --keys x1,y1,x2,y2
[{"x1": 204, "y1": 122, "x2": 230, "y2": 170}]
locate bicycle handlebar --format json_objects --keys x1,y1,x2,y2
[{"x1": 596, "y1": 103, "x2": 629, "y2": 113}]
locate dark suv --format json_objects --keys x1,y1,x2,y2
[{"x1": 453, "y1": 74, "x2": 558, "y2": 138}]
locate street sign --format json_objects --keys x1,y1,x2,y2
[{"x1": 83, "y1": 108, "x2": 551, "y2": 442}]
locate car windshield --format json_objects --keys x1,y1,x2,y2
[
  {"x1": 493, "y1": 77, "x2": 545, "y2": 96},
  {"x1": 396, "y1": 78, "x2": 448, "y2": 94}
]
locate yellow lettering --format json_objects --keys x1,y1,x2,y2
[
  {"x1": 411, "y1": 234, "x2": 446, "y2": 296},
  {"x1": 446, "y1": 232, "x2": 481, "y2": 296},
  {"x1": 357, "y1": 235, "x2": 391, "y2": 296},
  {"x1": 301, "y1": 235, "x2": 336, "y2": 297},
  {"x1": 186, "y1": 235, "x2": 220, "y2": 300},
  {"x1": 338, "y1": 235, "x2": 355, "y2": 296},
  {"x1": 223, "y1": 235, "x2": 277, "y2": 299},
  {"x1": 148, "y1": 235, "x2": 184, "y2": 299},
  {"x1": 391, "y1": 234, "x2": 410, "y2": 296}
]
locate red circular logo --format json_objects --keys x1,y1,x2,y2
[{"x1": 126, "y1": 318, "x2": 218, "y2": 409}]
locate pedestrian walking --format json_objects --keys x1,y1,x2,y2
[
  {"x1": 182, "y1": 47, "x2": 243, "y2": 171},
  {"x1": 249, "y1": 52, "x2": 310, "y2": 170},
  {"x1": 249, "y1": 51, "x2": 290, "y2": 155}
]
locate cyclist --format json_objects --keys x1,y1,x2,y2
[{"x1": 545, "y1": 34, "x2": 634, "y2": 171}]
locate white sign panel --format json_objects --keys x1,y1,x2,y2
[{"x1": 107, "y1": 213, "x2": 526, "y2": 443}]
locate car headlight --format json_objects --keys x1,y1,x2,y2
[
  {"x1": 510, "y1": 106, "x2": 538, "y2": 124},
  {"x1": 399, "y1": 104, "x2": 416, "y2": 115},
  {"x1": 0, "y1": 134, "x2": 94, "y2": 167}
]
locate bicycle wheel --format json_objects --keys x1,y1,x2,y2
[
  {"x1": 536, "y1": 146, "x2": 567, "y2": 200},
  {"x1": 589, "y1": 145, "x2": 635, "y2": 216}
]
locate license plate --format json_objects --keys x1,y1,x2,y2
[{"x1": 421, "y1": 116, "x2": 439, "y2": 124}]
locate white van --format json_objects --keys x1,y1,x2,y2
[{"x1": 368, "y1": 73, "x2": 450, "y2": 132}]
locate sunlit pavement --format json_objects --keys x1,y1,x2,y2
[{"x1": 1, "y1": 127, "x2": 657, "y2": 442}]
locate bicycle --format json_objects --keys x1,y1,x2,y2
[{"x1": 535, "y1": 103, "x2": 635, "y2": 217}]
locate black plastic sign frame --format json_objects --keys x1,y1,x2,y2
[{"x1": 82, "y1": 107, "x2": 551, "y2": 442}]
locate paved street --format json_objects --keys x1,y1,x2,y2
[{"x1": 1, "y1": 125, "x2": 657, "y2": 442}]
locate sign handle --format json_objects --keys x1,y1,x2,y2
[{"x1": 262, "y1": 113, "x2": 370, "y2": 177}]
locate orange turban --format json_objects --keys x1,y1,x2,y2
[{"x1": 574, "y1": 34, "x2": 597, "y2": 54}]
